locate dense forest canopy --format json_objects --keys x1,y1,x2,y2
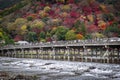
[{"x1": 0, "y1": 0, "x2": 120, "y2": 45}]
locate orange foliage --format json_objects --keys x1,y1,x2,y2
[
  {"x1": 98, "y1": 20, "x2": 107, "y2": 30},
  {"x1": 100, "y1": 24, "x2": 107, "y2": 30},
  {"x1": 28, "y1": 14, "x2": 37, "y2": 19},
  {"x1": 52, "y1": 26, "x2": 57, "y2": 30},
  {"x1": 76, "y1": 34, "x2": 84, "y2": 40}
]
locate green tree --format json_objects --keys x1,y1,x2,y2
[
  {"x1": 39, "y1": 31, "x2": 46, "y2": 39},
  {"x1": 27, "y1": 32, "x2": 37, "y2": 42},
  {"x1": 104, "y1": 22, "x2": 120, "y2": 37},
  {"x1": 85, "y1": 34, "x2": 92, "y2": 39},
  {"x1": 55, "y1": 26, "x2": 68, "y2": 40},
  {"x1": 74, "y1": 20, "x2": 80, "y2": 29},
  {"x1": 7, "y1": 18, "x2": 28, "y2": 38},
  {"x1": 65, "y1": 30, "x2": 76, "y2": 40},
  {"x1": 80, "y1": 22, "x2": 86, "y2": 36},
  {"x1": 103, "y1": 13, "x2": 114, "y2": 21},
  {"x1": 3, "y1": 35, "x2": 14, "y2": 45}
]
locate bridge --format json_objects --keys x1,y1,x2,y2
[{"x1": 0, "y1": 38, "x2": 120, "y2": 64}]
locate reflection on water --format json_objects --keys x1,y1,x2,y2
[{"x1": 0, "y1": 57, "x2": 120, "y2": 80}]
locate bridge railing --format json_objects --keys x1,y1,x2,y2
[{"x1": 0, "y1": 38, "x2": 120, "y2": 49}]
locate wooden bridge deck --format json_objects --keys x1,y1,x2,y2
[
  {"x1": 0, "y1": 39, "x2": 120, "y2": 64},
  {"x1": 0, "y1": 39, "x2": 120, "y2": 50}
]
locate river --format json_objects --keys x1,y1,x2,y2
[{"x1": 0, "y1": 57, "x2": 120, "y2": 80}]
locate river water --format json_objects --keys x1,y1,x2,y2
[{"x1": 0, "y1": 57, "x2": 120, "y2": 80}]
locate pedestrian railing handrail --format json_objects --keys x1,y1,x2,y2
[{"x1": 0, "y1": 38, "x2": 120, "y2": 50}]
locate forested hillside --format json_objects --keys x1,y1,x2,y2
[
  {"x1": 0, "y1": 0, "x2": 120, "y2": 45},
  {"x1": 0, "y1": 0, "x2": 21, "y2": 10}
]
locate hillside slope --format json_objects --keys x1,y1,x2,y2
[
  {"x1": 0, "y1": 0, "x2": 120, "y2": 45},
  {"x1": 0, "y1": 0, "x2": 21, "y2": 10}
]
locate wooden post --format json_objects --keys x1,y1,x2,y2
[
  {"x1": 117, "y1": 48, "x2": 119, "y2": 63},
  {"x1": 100, "y1": 48, "x2": 103, "y2": 63},
  {"x1": 78, "y1": 48, "x2": 80, "y2": 61},
  {"x1": 45, "y1": 49, "x2": 48, "y2": 59},
  {"x1": 36, "y1": 49, "x2": 39, "y2": 59},
  {"x1": 49, "y1": 49, "x2": 52, "y2": 59},
  {"x1": 64, "y1": 49, "x2": 66, "y2": 60},
  {"x1": 52, "y1": 48, "x2": 55, "y2": 60},
  {"x1": 79, "y1": 48, "x2": 82, "y2": 62},
  {"x1": 95, "y1": 48, "x2": 97, "y2": 62},
  {"x1": 31, "y1": 49, "x2": 33, "y2": 59},
  {"x1": 82, "y1": 48, "x2": 84, "y2": 62},
  {"x1": 73, "y1": 48, "x2": 75, "y2": 61},
  {"x1": 91, "y1": 48, "x2": 93, "y2": 62},
  {"x1": 58, "y1": 49, "x2": 60, "y2": 60},
  {"x1": 14, "y1": 49, "x2": 17, "y2": 58},
  {"x1": 39, "y1": 48, "x2": 42, "y2": 59},
  {"x1": 11, "y1": 50, "x2": 13, "y2": 58},
  {"x1": 111, "y1": 48, "x2": 114, "y2": 63},
  {"x1": 38, "y1": 48, "x2": 40, "y2": 59},
  {"x1": 22, "y1": 49, "x2": 24, "y2": 58},
  {"x1": 67, "y1": 47, "x2": 70, "y2": 61},
  {"x1": 7, "y1": 50, "x2": 10, "y2": 57},
  {"x1": 17, "y1": 50, "x2": 20, "y2": 58},
  {"x1": 41, "y1": 48, "x2": 43, "y2": 59},
  {"x1": 24, "y1": 50, "x2": 26, "y2": 58},
  {"x1": 84, "y1": 47, "x2": 87, "y2": 62},
  {"x1": 107, "y1": 47, "x2": 109, "y2": 63}
]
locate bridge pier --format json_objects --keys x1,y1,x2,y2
[
  {"x1": 117, "y1": 48, "x2": 120, "y2": 64},
  {"x1": 52, "y1": 48, "x2": 55, "y2": 60}
]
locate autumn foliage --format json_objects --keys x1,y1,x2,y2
[{"x1": 0, "y1": 0, "x2": 120, "y2": 43}]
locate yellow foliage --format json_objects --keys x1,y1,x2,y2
[
  {"x1": 0, "y1": 32, "x2": 3, "y2": 37},
  {"x1": 39, "y1": 11, "x2": 48, "y2": 18},
  {"x1": 0, "y1": 18, "x2": 3, "y2": 22},
  {"x1": 100, "y1": 4, "x2": 107, "y2": 12},
  {"x1": 44, "y1": 6, "x2": 51, "y2": 12},
  {"x1": 61, "y1": 5, "x2": 71, "y2": 11},
  {"x1": 36, "y1": 21, "x2": 45, "y2": 28},
  {"x1": 61, "y1": 12, "x2": 68, "y2": 18},
  {"x1": 65, "y1": 30, "x2": 76, "y2": 40},
  {"x1": 56, "y1": 0, "x2": 65, "y2": 3},
  {"x1": 95, "y1": 32, "x2": 104, "y2": 38},
  {"x1": 15, "y1": 18, "x2": 27, "y2": 26},
  {"x1": 7, "y1": 23, "x2": 16, "y2": 31},
  {"x1": 21, "y1": 25, "x2": 27, "y2": 31},
  {"x1": 87, "y1": 14, "x2": 94, "y2": 22},
  {"x1": 31, "y1": 20, "x2": 45, "y2": 29},
  {"x1": 52, "y1": 19, "x2": 61, "y2": 25}
]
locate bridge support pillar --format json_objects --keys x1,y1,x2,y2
[
  {"x1": 67, "y1": 47, "x2": 70, "y2": 61},
  {"x1": 52, "y1": 48, "x2": 56, "y2": 60},
  {"x1": 30, "y1": 49, "x2": 33, "y2": 59},
  {"x1": 14, "y1": 49, "x2": 17, "y2": 58},
  {"x1": 117, "y1": 48, "x2": 120, "y2": 64},
  {"x1": 36, "y1": 49, "x2": 39, "y2": 59}
]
